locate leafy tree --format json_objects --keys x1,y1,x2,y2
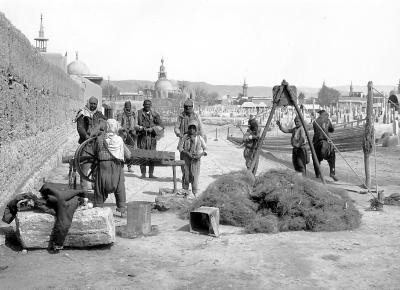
[
  {"x1": 318, "y1": 83, "x2": 340, "y2": 106},
  {"x1": 101, "y1": 83, "x2": 120, "y2": 100},
  {"x1": 192, "y1": 86, "x2": 219, "y2": 105}
]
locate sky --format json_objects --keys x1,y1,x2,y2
[{"x1": 1, "y1": 0, "x2": 400, "y2": 87}]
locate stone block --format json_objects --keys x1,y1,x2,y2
[
  {"x1": 15, "y1": 207, "x2": 115, "y2": 249},
  {"x1": 154, "y1": 195, "x2": 191, "y2": 211}
]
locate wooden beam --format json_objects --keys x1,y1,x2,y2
[{"x1": 363, "y1": 81, "x2": 374, "y2": 188}]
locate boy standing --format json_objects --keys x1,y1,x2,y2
[
  {"x1": 276, "y1": 116, "x2": 308, "y2": 176},
  {"x1": 243, "y1": 118, "x2": 261, "y2": 174},
  {"x1": 178, "y1": 121, "x2": 207, "y2": 197}
]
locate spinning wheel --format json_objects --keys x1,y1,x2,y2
[{"x1": 74, "y1": 137, "x2": 99, "y2": 182}]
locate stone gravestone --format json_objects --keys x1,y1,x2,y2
[{"x1": 15, "y1": 207, "x2": 115, "y2": 249}]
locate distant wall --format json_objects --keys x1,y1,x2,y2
[
  {"x1": 0, "y1": 12, "x2": 83, "y2": 205},
  {"x1": 42, "y1": 53, "x2": 68, "y2": 73},
  {"x1": 70, "y1": 75, "x2": 102, "y2": 109}
]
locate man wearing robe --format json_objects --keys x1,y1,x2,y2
[
  {"x1": 93, "y1": 119, "x2": 131, "y2": 216},
  {"x1": 136, "y1": 100, "x2": 164, "y2": 179},
  {"x1": 120, "y1": 100, "x2": 137, "y2": 172},
  {"x1": 75, "y1": 97, "x2": 107, "y2": 192}
]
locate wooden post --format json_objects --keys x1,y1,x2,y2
[
  {"x1": 172, "y1": 165, "x2": 177, "y2": 194},
  {"x1": 227, "y1": 127, "x2": 230, "y2": 138},
  {"x1": 363, "y1": 81, "x2": 374, "y2": 189},
  {"x1": 214, "y1": 128, "x2": 218, "y2": 141}
]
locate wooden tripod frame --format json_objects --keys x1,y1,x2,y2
[{"x1": 249, "y1": 80, "x2": 325, "y2": 184}]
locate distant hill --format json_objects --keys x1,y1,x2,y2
[{"x1": 108, "y1": 79, "x2": 396, "y2": 99}]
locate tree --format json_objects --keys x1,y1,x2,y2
[
  {"x1": 101, "y1": 83, "x2": 120, "y2": 100},
  {"x1": 317, "y1": 83, "x2": 340, "y2": 106},
  {"x1": 192, "y1": 86, "x2": 220, "y2": 105},
  {"x1": 298, "y1": 92, "x2": 305, "y2": 103}
]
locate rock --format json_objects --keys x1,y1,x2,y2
[
  {"x1": 154, "y1": 195, "x2": 191, "y2": 211},
  {"x1": 158, "y1": 188, "x2": 174, "y2": 196},
  {"x1": 15, "y1": 207, "x2": 115, "y2": 249}
]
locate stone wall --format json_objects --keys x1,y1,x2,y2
[{"x1": 0, "y1": 13, "x2": 83, "y2": 206}]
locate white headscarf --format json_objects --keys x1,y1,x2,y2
[{"x1": 105, "y1": 119, "x2": 125, "y2": 161}]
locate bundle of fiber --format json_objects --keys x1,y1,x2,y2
[
  {"x1": 252, "y1": 170, "x2": 361, "y2": 232},
  {"x1": 181, "y1": 171, "x2": 257, "y2": 227}
]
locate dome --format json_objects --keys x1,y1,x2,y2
[
  {"x1": 68, "y1": 60, "x2": 90, "y2": 75},
  {"x1": 155, "y1": 79, "x2": 173, "y2": 91},
  {"x1": 67, "y1": 52, "x2": 90, "y2": 75}
]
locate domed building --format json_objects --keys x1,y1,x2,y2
[
  {"x1": 67, "y1": 53, "x2": 91, "y2": 76},
  {"x1": 67, "y1": 52, "x2": 103, "y2": 108},
  {"x1": 154, "y1": 58, "x2": 178, "y2": 98}
]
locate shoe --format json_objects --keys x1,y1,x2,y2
[
  {"x1": 128, "y1": 166, "x2": 133, "y2": 173},
  {"x1": 140, "y1": 174, "x2": 146, "y2": 179},
  {"x1": 149, "y1": 174, "x2": 157, "y2": 179},
  {"x1": 330, "y1": 173, "x2": 339, "y2": 182}
]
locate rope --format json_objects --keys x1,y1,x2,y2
[{"x1": 312, "y1": 120, "x2": 377, "y2": 199}]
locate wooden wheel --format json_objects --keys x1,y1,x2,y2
[{"x1": 74, "y1": 137, "x2": 98, "y2": 183}]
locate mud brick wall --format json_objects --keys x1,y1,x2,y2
[{"x1": 0, "y1": 13, "x2": 83, "y2": 205}]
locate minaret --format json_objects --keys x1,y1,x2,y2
[
  {"x1": 242, "y1": 79, "x2": 248, "y2": 98},
  {"x1": 34, "y1": 14, "x2": 49, "y2": 52},
  {"x1": 350, "y1": 81, "x2": 353, "y2": 97},
  {"x1": 397, "y1": 79, "x2": 400, "y2": 94},
  {"x1": 158, "y1": 57, "x2": 167, "y2": 79}
]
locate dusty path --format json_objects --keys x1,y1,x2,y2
[{"x1": 1, "y1": 125, "x2": 400, "y2": 289}]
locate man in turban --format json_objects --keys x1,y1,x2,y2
[
  {"x1": 75, "y1": 97, "x2": 107, "y2": 192},
  {"x1": 120, "y1": 100, "x2": 137, "y2": 172}
]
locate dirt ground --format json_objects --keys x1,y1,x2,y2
[{"x1": 1, "y1": 125, "x2": 400, "y2": 290}]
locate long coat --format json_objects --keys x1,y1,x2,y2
[{"x1": 136, "y1": 109, "x2": 163, "y2": 150}]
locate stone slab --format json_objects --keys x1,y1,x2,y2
[
  {"x1": 15, "y1": 207, "x2": 115, "y2": 249},
  {"x1": 154, "y1": 195, "x2": 191, "y2": 211}
]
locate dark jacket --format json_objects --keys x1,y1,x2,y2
[
  {"x1": 136, "y1": 109, "x2": 164, "y2": 137},
  {"x1": 76, "y1": 111, "x2": 107, "y2": 144},
  {"x1": 313, "y1": 116, "x2": 334, "y2": 143}
]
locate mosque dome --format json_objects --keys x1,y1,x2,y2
[
  {"x1": 155, "y1": 79, "x2": 173, "y2": 91},
  {"x1": 67, "y1": 52, "x2": 90, "y2": 75}
]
